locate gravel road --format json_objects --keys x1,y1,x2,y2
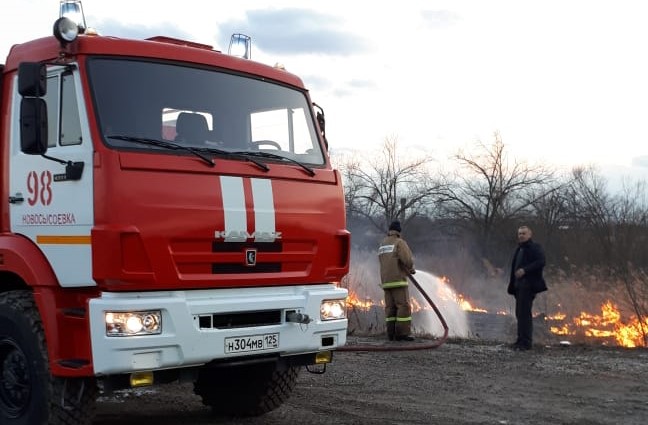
[{"x1": 93, "y1": 337, "x2": 648, "y2": 425}]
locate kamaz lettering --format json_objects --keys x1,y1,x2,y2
[{"x1": 214, "y1": 230, "x2": 282, "y2": 240}]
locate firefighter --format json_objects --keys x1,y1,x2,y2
[{"x1": 378, "y1": 220, "x2": 416, "y2": 341}]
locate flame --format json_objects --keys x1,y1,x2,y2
[
  {"x1": 547, "y1": 301, "x2": 648, "y2": 348},
  {"x1": 346, "y1": 278, "x2": 648, "y2": 348},
  {"x1": 346, "y1": 275, "x2": 490, "y2": 314},
  {"x1": 436, "y1": 276, "x2": 488, "y2": 313},
  {"x1": 410, "y1": 297, "x2": 423, "y2": 312},
  {"x1": 547, "y1": 312, "x2": 566, "y2": 320},
  {"x1": 549, "y1": 324, "x2": 571, "y2": 335},
  {"x1": 457, "y1": 294, "x2": 488, "y2": 313},
  {"x1": 345, "y1": 291, "x2": 376, "y2": 311}
]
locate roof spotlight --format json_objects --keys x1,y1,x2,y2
[
  {"x1": 228, "y1": 33, "x2": 252, "y2": 59},
  {"x1": 59, "y1": 0, "x2": 87, "y2": 34},
  {"x1": 53, "y1": 17, "x2": 79, "y2": 46}
]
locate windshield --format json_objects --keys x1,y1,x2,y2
[{"x1": 87, "y1": 58, "x2": 325, "y2": 165}]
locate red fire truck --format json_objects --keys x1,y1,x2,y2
[{"x1": 0, "y1": 2, "x2": 349, "y2": 424}]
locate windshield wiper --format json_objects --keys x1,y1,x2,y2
[
  {"x1": 194, "y1": 147, "x2": 270, "y2": 172},
  {"x1": 233, "y1": 151, "x2": 315, "y2": 177},
  {"x1": 106, "y1": 135, "x2": 215, "y2": 167}
]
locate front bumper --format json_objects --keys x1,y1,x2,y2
[{"x1": 88, "y1": 284, "x2": 347, "y2": 375}]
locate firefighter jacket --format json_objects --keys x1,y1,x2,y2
[{"x1": 378, "y1": 230, "x2": 415, "y2": 289}]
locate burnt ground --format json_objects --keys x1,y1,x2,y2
[{"x1": 93, "y1": 336, "x2": 648, "y2": 425}]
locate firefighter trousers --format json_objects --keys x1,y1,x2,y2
[{"x1": 384, "y1": 286, "x2": 412, "y2": 339}]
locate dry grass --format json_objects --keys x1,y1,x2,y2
[{"x1": 343, "y1": 250, "x2": 648, "y2": 346}]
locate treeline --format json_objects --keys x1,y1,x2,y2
[{"x1": 333, "y1": 133, "x2": 648, "y2": 337}]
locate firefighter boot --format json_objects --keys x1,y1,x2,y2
[
  {"x1": 386, "y1": 321, "x2": 396, "y2": 341},
  {"x1": 395, "y1": 320, "x2": 414, "y2": 341}
]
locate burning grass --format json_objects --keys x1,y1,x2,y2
[{"x1": 342, "y1": 250, "x2": 648, "y2": 348}]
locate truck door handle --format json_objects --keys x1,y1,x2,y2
[{"x1": 9, "y1": 193, "x2": 24, "y2": 204}]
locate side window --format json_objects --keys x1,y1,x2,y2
[
  {"x1": 60, "y1": 72, "x2": 82, "y2": 146},
  {"x1": 250, "y1": 108, "x2": 312, "y2": 154},
  {"x1": 43, "y1": 76, "x2": 58, "y2": 148},
  {"x1": 43, "y1": 71, "x2": 83, "y2": 147}
]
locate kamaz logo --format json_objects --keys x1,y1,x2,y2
[{"x1": 214, "y1": 230, "x2": 282, "y2": 240}]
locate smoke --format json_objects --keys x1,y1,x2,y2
[
  {"x1": 345, "y1": 250, "x2": 471, "y2": 338},
  {"x1": 410, "y1": 270, "x2": 470, "y2": 338}
]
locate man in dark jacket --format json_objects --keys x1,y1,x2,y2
[
  {"x1": 507, "y1": 225, "x2": 547, "y2": 350},
  {"x1": 378, "y1": 220, "x2": 415, "y2": 341}
]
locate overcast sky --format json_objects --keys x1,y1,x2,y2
[{"x1": 4, "y1": 0, "x2": 648, "y2": 182}]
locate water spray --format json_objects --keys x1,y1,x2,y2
[{"x1": 337, "y1": 272, "x2": 449, "y2": 352}]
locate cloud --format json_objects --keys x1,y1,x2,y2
[
  {"x1": 631, "y1": 156, "x2": 648, "y2": 168},
  {"x1": 217, "y1": 8, "x2": 369, "y2": 56},
  {"x1": 348, "y1": 79, "x2": 377, "y2": 90},
  {"x1": 420, "y1": 9, "x2": 460, "y2": 28},
  {"x1": 302, "y1": 76, "x2": 376, "y2": 98},
  {"x1": 300, "y1": 74, "x2": 331, "y2": 92},
  {"x1": 90, "y1": 17, "x2": 194, "y2": 42}
]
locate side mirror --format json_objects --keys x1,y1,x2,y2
[
  {"x1": 313, "y1": 102, "x2": 327, "y2": 149},
  {"x1": 18, "y1": 62, "x2": 48, "y2": 155},
  {"x1": 18, "y1": 63, "x2": 47, "y2": 97},
  {"x1": 20, "y1": 98, "x2": 48, "y2": 155}
]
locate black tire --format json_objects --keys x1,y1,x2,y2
[
  {"x1": 0, "y1": 290, "x2": 97, "y2": 425},
  {"x1": 194, "y1": 362, "x2": 299, "y2": 417}
]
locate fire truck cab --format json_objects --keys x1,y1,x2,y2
[{"x1": 0, "y1": 2, "x2": 349, "y2": 424}]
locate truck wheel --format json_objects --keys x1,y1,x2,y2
[
  {"x1": 194, "y1": 362, "x2": 299, "y2": 417},
  {"x1": 0, "y1": 290, "x2": 97, "y2": 425}
]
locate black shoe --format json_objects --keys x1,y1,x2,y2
[
  {"x1": 512, "y1": 344, "x2": 531, "y2": 351},
  {"x1": 387, "y1": 335, "x2": 395, "y2": 341},
  {"x1": 395, "y1": 335, "x2": 415, "y2": 341}
]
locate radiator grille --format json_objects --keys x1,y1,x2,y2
[{"x1": 197, "y1": 310, "x2": 282, "y2": 329}]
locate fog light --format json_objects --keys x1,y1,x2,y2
[
  {"x1": 130, "y1": 371, "x2": 154, "y2": 387},
  {"x1": 105, "y1": 311, "x2": 162, "y2": 336},
  {"x1": 315, "y1": 351, "x2": 332, "y2": 364},
  {"x1": 320, "y1": 299, "x2": 346, "y2": 320}
]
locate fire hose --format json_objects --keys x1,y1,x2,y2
[{"x1": 337, "y1": 273, "x2": 449, "y2": 352}]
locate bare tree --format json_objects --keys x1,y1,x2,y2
[
  {"x1": 563, "y1": 165, "x2": 616, "y2": 265},
  {"x1": 610, "y1": 178, "x2": 648, "y2": 346},
  {"x1": 527, "y1": 177, "x2": 572, "y2": 266},
  {"x1": 338, "y1": 136, "x2": 443, "y2": 231},
  {"x1": 613, "y1": 177, "x2": 648, "y2": 264},
  {"x1": 436, "y1": 131, "x2": 556, "y2": 259}
]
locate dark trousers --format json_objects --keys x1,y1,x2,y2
[{"x1": 514, "y1": 281, "x2": 535, "y2": 347}]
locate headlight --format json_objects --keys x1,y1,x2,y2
[
  {"x1": 320, "y1": 299, "x2": 346, "y2": 321},
  {"x1": 105, "y1": 311, "x2": 162, "y2": 336}
]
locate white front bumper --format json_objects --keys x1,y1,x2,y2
[{"x1": 88, "y1": 284, "x2": 348, "y2": 375}]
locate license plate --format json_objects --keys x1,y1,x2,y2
[{"x1": 224, "y1": 333, "x2": 279, "y2": 354}]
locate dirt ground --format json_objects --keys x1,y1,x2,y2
[{"x1": 93, "y1": 336, "x2": 648, "y2": 425}]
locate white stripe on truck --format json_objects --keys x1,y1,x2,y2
[{"x1": 220, "y1": 176, "x2": 276, "y2": 242}]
